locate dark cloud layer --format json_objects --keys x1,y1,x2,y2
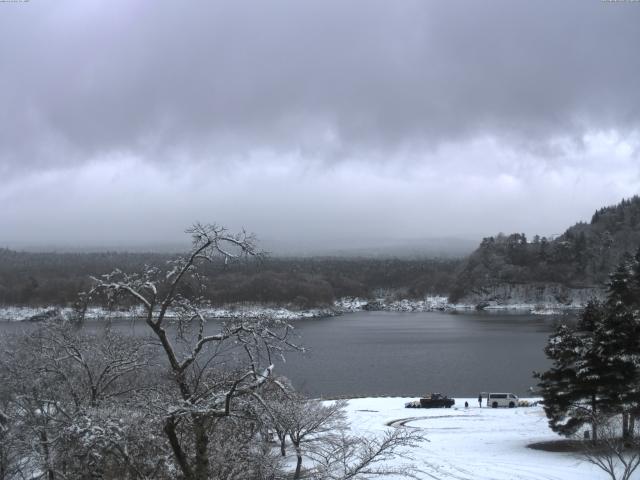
[{"x1": 1, "y1": 0, "x2": 639, "y2": 173}]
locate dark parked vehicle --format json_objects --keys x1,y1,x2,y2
[{"x1": 405, "y1": 393, "x2": 455, "y2": 408}]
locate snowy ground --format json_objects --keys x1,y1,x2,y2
[{"x1": 341, "y1": 397, "x2": 604, "y2": 480}]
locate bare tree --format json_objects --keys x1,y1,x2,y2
[
  {"x1": 581, "y1": 414, "x2": 640, "y2": 480},
  {"x1": 308, "y1": 427, "x2": 422, "y2": 480},
  {"x1": 0, "y1": 322, "x2": 155, "y2": 480},
  {"x1": 34, "y1": 323, "x2": 151, "y2": 408},
  {"x1": 0, "y1": 396, "x2": 23, "y2": 480},
  {"x1": 256, "y1": 384, "x2": 423, "y2": 480},
  {"x1": 205, "y1": 414, "x2": 284, "y2": 480},
  {"x1": 82, "y1": 223, "x2": 296, "y2": 480},
  {"x1": 255, "y1": 376, "x2": 297, "y2": 458},
  {"x1": 1, "y1": 328, "x2": 91, "y2": 480},
  {"x1": 59, "y1": 405, "x2": 172, "y2": 479},
  {"x1": 280, "y1": 397, "x2": 347, "y2": 479}
]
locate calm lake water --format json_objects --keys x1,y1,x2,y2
[
  {"x1": 1, "y1": 311, "x2": 567, "y2": 398},
  {"x1": 276, "y1": 311, "x2": 563, "y2": 398}
]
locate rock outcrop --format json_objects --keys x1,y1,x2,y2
[{"x1": 456, "y1": 282, "x2": 603, "y2": 309}]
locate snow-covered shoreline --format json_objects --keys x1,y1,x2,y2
[
  {"x1": 0, "y1": 304, "x2": 338, "y2": 322},
  {"x1": 336, "y1": 296, "x2": 582, "y2": 314},
  {"x1": 0, "y1": 296, "x2": 583, "y2": 322}
]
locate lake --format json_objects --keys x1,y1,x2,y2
[
  {"x1": 275, "y1": 311, "x2": 564, "y2": 398},
  {"x1": 0, "y1": 310, "x2": 566, "y2": 398}
]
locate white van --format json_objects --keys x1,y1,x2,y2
[{"x1": 485, "y1": 392, "x2": 518, "y2": 408}]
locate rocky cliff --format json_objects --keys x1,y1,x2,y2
[{"x1": 455, "y1": 282, "x2": 604, "y2": 309}]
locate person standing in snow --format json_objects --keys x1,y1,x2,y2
[{"x1": 478, "y1": 393, "x2": 482, "y2": 407}]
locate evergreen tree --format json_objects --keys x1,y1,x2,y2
[
  {"x1": 596, "y1": 252, "x2": 640, "y2": 437},
  {"x1": 606, "y1": 253, "x2": 635, "y2": 308},
  {"x1": 537, "y1": 251, "x2": 640, "y2": 442},
  {"x1": 535, "y1": 305, "x2": 606, "y2": 440}
]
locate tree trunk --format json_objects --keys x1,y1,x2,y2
[
  {"x1": 591, "y1": 395, "x2": 598, "y2": 443},
  {"x1": 623, "y1": 411, "x2": 630, "y2": 439},
  {"x1": 193, "y1": 422, "x2": 210, "y2": 480},
  {"x1": 630, "y1": 415, "x2": 636, "y2": 439},
  {"x1": 294, "y1": 454, "x2": 303, "y2": 480},
  {"x1": 277, "y1": 430, "x2": 286, "y2": 456},
  {"x1": 40, "y1": 430, "x2": 55, "y2": 480},
  {"x1": 292, "y1": 440, "x2": 303, "y2": 479},
  {"x1": 1, "y1": 447, "x2": 7, "y2": 480},
  {"x1": 164, "y1": 417, "x2": 193, "y2": 479},
  {"x1": 90, "y1": 386, "x2": 98, "y2": 407}
]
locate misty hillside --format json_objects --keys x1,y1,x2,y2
[{"x1": 450, "y1": 196, "x2": 640, "y2": 302}]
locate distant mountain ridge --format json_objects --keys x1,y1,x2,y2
[{"x1": 449, "y1": 196, "x2": 640, "y2": 305}]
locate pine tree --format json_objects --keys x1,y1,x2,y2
[
  {"x1": 596, "y1": 252, "x2": 640, "y2": 438},
  {"x1": 606, "y1": 253, "x2": 635, "y2": 308},
  {"x1": 536, "y1": 306, "x2": 607, "y2": 440},
  {"x1": 538, "y1": 252, "x2": 640, "y2": 442}
]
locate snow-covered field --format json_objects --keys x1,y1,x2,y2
[{"x1": 343, "y1": 397, "x2": 603, "y2": 480}]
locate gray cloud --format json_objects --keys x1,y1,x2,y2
[
  {"x1": 2, "y1": 136, "x2": 639, "y2": 251},
  {"x1": 1, "y1": 0, "x2": 639, "y2": 174},
  {"x1": 1, "y1": 1, "x2": 640, "y2": 250}
]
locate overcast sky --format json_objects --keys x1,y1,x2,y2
[{"x1": 2, "y1": 0, "x2": 640, "y2": 253}]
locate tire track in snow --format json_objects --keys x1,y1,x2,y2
[
  {"x1": 386, "y1": 416, "x2": 428, "y2": 428},
  {"x1": 386, "y1": 415, "x2": 477, "y2": 428}
]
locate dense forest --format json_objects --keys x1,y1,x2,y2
[
  {"x1": 0, "y1": 249, "x2": 460, "y2": 308},
  {"x1": 450, "y1": 196, "x2": 640, "y2": 301}
]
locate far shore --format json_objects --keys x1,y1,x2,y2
[{"x1": 0, "y1": 296, "x2": 585, "y2": 322}]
